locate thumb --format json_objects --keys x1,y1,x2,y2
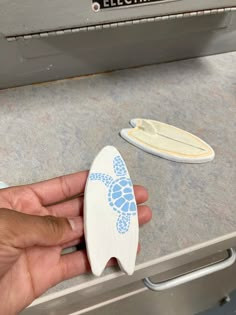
[{"x1": 0, "y1": 208, "x2": 83, "y2": 249}]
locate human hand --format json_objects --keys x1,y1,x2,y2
[{"x1": 0, "y1": 171, "x2": 152, "y2": 315}]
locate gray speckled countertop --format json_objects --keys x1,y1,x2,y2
[{"x1": 0, "y1": 52, "x2": 236, "y2": 296}]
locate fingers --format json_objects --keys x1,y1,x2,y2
[
  {"x1": 28, "y1": 171, "x2": 89, "y2": 206},
  {"x1": 134, "y1": 185, "x2": 149, "y2": 205},
  {"x1": 46, "y1": 185, "x2": 149, "y2": 217},
  {"x1": 0, "y1": 201, "x2": 151, "y2": 251},
  {"x1": 62, "y1": 238, "x2": 83, "y2": 250},
  {"x1": 57, "y1": 250, "x2": 91, "y2": 282},
  {"x1": 61, "y1": 204, "x2": 151, "y2": 250},
  {"x1": 47, "y1": 196, "x2": 84, "y2": 217},
  {"x1": 61, "y1": 203, "x2": 151, "y2": 248},
  {"x1": 56, "y1": 249, "x2": 128, "y2": 283},
  {"x1": 28, "y1": 171, "x2": 148, "y2": 208},
  {"x1": 138, "y1": 205, "x2": 152, "y2": 226},
  {"x1": 52, "y1": 203, "x2": 152, "y2": 283},
  {"x1": 56, "y1": 243, "x2": 143, "y2": 283},
  {"x1": 61, "y1": 204, "x2": 151, "y2": 253},
  {"x1": 0, "y1": 208, "x2": 84, "y2": 249}
]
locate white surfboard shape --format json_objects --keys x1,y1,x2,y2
[
  {"x1": 120, "y1": 119, "x2": 215, "y2": 163},
  {"x1": 84, "y1": 146, "x2": 139, "y2": 276}
]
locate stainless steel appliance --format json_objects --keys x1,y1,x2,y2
[{"x1": 0, "y1": 0, "x2": 235, "y2": 88}]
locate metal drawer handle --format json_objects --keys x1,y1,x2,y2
[{"x1": 144, "y1": 248, "x2": 236, "y2": 291}]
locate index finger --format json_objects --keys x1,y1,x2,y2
[{"x1": 29, "y1": 171, "x2": 89, "y2": 206}]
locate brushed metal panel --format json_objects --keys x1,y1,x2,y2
[
  {"x1": 21, "y1": 249, "x2": 236, "y2": 314},
  {"x1": 0, "y1": 11, "x2": 235, "y2": 89},
  {"x1": 0, "y1": 0, "x2": 235, "y2": 36}
]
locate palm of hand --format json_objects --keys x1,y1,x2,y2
[
  {"x1": 0, "y1": 187, "x2": 68, "y2": 314},
  {"x1": 0, "y1": 172, "x2": 150, "y2": 315}
]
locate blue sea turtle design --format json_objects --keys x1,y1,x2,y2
[{"x1": 89, "y1": 156, "x2": 137, "y2": 234}]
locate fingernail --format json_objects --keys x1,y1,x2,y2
[{"x1": 68, "y1": 217, "x2": 83, "y2": 232}]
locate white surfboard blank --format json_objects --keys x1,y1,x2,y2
[
  {"x1": 84, "y1": 146, "x2": 139, "y2": 276},
  {"x1": 120, "y1": 119, "x2": 215, "y2": 163}
]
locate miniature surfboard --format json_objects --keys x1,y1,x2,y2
[
  {"x1": 84, "y1": 146, "x2": 139, "y2": 276},
  {"x1": 120, "y1": 119, "x2": 215, "y2": 163}
]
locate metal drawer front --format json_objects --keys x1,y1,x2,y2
[
  {"x1": 1, "y1": 9, "x2": 236, "y2": 89},
  {"x1": 22, "y1": 249, "x2": 236, "y2": 315},
  {"x1": 0, "y1": 0, "x2": 236, "y2": 36}
]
